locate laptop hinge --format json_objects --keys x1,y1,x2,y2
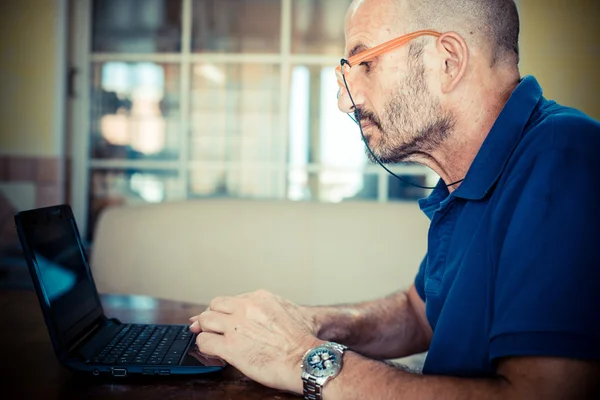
[{"x1": 67, "y1": 318, "x2": 105, "y2": 354}]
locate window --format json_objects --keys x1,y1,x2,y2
[{"x1": 70, "y1": 0, "x2": 438, "y2": 238}]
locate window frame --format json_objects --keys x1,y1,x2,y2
[{"x1": 70, "y1": 0, "x2": 437, "y2": 238}]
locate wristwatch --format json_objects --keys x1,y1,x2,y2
[{"x1": 301, "y1": 342, "x2": 347, "y2": 400}]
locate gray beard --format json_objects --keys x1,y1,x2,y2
[
  {"x1": 368, "y1": 112, "x2": 455, "y2": 164},
  {"x1": 364, "y1": 60, "x2": 456, "y2": 164}
]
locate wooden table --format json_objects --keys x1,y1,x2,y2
[{"x1": 0, "y1": 290, "x2": 299, "y2": 399}]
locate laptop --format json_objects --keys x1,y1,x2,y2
[{"x1": 14, "y1": 204, "x2": 226, "y2": 377}]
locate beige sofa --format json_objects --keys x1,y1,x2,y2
[{"x1": 91, "y1": 199, "x2": 430, "y2": 306}]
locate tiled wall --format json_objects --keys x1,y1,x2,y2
[
  {"x1": 0, "y1": 155, "x2": 64, "y2": 250},
  {"x1": 0, "y1": 191, "x2": 18, "y2": 250},
  {"x1": 0, "y1": 155, "x2": 63, "y2": 209}
]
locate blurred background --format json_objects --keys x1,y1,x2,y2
[{"x1": 0, "y1": 0, "x2": 599, "y2": 287}]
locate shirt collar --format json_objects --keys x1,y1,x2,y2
[
  {"x1": 450, "y1": 75, "x2": 544, "y2": 200},
  {"x1": 418, "y1": 75, "x2": 543, "y2": 216},
  {"x1": 418, "y1": 178, "x2": 450, "y2": 220}
]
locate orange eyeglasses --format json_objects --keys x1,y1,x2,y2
[{"x1": 335, "y1": 29, "x2": 442, "y2": 89}]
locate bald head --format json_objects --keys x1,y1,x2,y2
[
  {"x1": 347, "y1": 0, "x2": 520, "y2": 67},
  {"x1": 339, "y1": 0, "x2": 522, "y2": 176},
  {"x1": 405, "y1": 0, "x2": 520, "y2": 66}
]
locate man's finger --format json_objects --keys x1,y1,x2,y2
[
  {"x1": 189, "y1": 319, "x2": 201, "y2": 333},
  {"x1": 198, "y1": 310, "x2": 232, "y2": 334},
  {"x1": 209, "y1": 296, "x2": 238, "y2": 314},
  {"x1": 189, "y1": 306, "x2": 211, "y2": 326},
  {"x1": 196, "y1": 331, "x2": 227, "y2": 359}
]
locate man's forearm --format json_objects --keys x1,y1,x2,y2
[
  {"x1": 317, "y1": 353, "x2": 600, "y2": 400},
  {"x1": 322, "y1": 352, "x2": 506, "y2": 400},
  {"x1": 303, "y1": 289, "x2": 429, "y2": 359}
]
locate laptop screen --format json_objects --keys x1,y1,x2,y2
[{"x1": 18, "y1": 206, "x2": 103, "y2": 347}]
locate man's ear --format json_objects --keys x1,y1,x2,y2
[{"x1": 436, "y1": 32, "x2": 469, "y2": 94}]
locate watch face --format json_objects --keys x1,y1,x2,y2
[{"x1": 303, "y1": 346, "x2": 342, "y2": 378}]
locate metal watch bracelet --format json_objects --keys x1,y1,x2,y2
[
  {"x1": 302, "y1": 342, "x2": 347, "y2": 400},
  {"x1": 303, "y1": 375, "x2": 324, "y2": 400}
]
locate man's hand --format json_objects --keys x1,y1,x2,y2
[{"x1": 189, "y1": 289, "x2": 321, "y2": 393}]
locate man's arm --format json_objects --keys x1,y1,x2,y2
[
  {"x1": 319, "y1": 353, "x2": 600, "y2": 400},
  {"x1": 191, "y1": 290, "x2": 600, "y2": 399},
  {"x1": 302, "y1": 284, "x2": 431, "y2": 359}
]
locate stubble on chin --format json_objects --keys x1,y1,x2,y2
[{"x1": 366, "y1": 84, "x2": 455, "y2": 164}]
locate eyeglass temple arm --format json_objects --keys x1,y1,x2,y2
[{"x1": 343, "y1": 30, "x2": 441, "y2": 68}]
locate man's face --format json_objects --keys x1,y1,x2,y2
[{"x1": 339, "y1": 0, "x2": 455, "y2": 164}]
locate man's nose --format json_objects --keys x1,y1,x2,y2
[{"x1": 337, "y1": 84, "x2": 355, "y2": 114}]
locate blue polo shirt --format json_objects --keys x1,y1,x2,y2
[{"x1": 414, "y1": 75, "x2": 600, "y2": 377}]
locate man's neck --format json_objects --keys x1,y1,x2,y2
[{"x1": 409, "y1": 71, "x2": 520, "y2": 193}]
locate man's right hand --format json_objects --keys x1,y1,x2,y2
[
  {"x1": 188, "y1": 290, "x2": 319, "y2": 336},
  {"x1": 295, "y1": 284, "x2": 431, "y2": 359},
  {"x1": 188, "y1": 284, "x2": 431, "y2": 361}
]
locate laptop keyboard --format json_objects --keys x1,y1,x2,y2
[{"x1": 92, "y1": 324, "x2": 193, "y2": 366}]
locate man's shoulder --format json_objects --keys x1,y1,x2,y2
[
  {"x1": 523, "y1": 100, "x2": 600, "y2": 154},
  {"x1": 494, "y1": 101, "x2": 600, "y2": 198},
  {"x1": 550, "y1": 106, "x2": 600, "y2": 150},
  {"x1": 512, "y1": 99, "x2": 600, "y2": 170}
]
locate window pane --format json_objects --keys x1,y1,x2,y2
[
  {"x1": 292, "y1": 0, "x2": 351, "y2": 55},
  {"x1": 89, "y1": 169, "x2": 183, "y2": 237},
  {"x1": 190, "y1": 63, "x2": 281, "y2": 163},
  {"x1": 189, "y1": 166, "x2": 282, "y2": 199},
  {"x1": 387, "y1": 174, "x2": 432, "y2": 201},
  {"x1": 90, "y1": 62, "x2": 180, "y2": 160},
  {"x1": 288, "y1": 169, "x2": 378, "y2": 202},
  {"x1": 92, "y1": 0, "x2": 182, "y2": 53},
  {"x1": 192, "y1": 0, "x2": 281, "y2": 53},
  {"x1": 289, "y1": 65, "x2": 366, "y2": 168}
]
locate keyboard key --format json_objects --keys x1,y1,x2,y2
[{"x1": 92, "y1": 324, "x2": 190, "y2": 367}]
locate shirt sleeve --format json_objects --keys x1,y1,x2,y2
[
  {"x1": 489, "y1": 147, "x2": 600, "y2": 363},
  {"x1": 414, "y1": 255, "x2": 428, "y2": 301}
]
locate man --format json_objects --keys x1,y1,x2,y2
[{"x1": 189, "y1": 0, "x2": 600, "y2": 398}]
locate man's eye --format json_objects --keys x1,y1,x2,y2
[{"x1": 359, "y1": 61, "x2": 371, "y2": 71}]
